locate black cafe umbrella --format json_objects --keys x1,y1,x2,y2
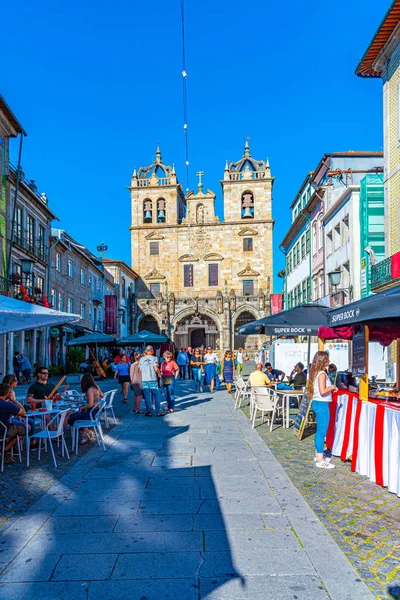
[
  {"x1": 327, "y1": 284, "x2": 400, "y2": 327},
  {"x1": 238, "y1": 304, "x2": 331, "y2": 336},
  {"x1": 238, "y1": 303, "x2": 331, "y2": 372}
]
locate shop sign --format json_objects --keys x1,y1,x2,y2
[{"x1": 50, "y1": 328, "x2": 60, "y2": 338}]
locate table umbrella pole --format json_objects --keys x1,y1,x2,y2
[
  {"x1": 396, "y1": 339, "x2": 400, "y2": 391},
  {"x1": 359, "y1": 325, "x2": 369, "y2": 402},
  {"x1": 307, "y1": 337, "x2": 311, "y2": 379},
  {"x1": 318, "y1": 337, "x2": 324, "y2": 351}
]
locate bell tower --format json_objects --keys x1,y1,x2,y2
[
  {"x1": 185, "y1": 171, "x2": 217, "y2": 225},
  {"x1": 221, "y1": 140, "x2": 273, "y2": 222},
  {"x1": 129, "y1": 146, "x2": 186, "y2": 228}
]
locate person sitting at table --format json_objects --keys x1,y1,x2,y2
[
  {"x1": 327, "y1": 364, "x2": 346, "y2": 389},
  {"x1": 67, "y1": 374, "x2": 104, "y2": 445},
  {"x1": 288, "y1": 362, "x2": 307, "y2": 390},
  {"x1": 26, "y1": 367, "x2": 55, "y2": 408},
  {"x1": 248, "y1": 364, "x2": 271, "y2": 387},
  {"x1": 264, "y1": 362, "x2": 285, "y2": 382},
  {"x1": 2, "y1": 375, "x2": 37, "y2": 449},
  {"x1": 0, "y1": 383, "x2": 26, "y2": 464}
]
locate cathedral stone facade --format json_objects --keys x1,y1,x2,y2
[{"x1": 129, "y1": 142, "x2": 274, "y2": 353}]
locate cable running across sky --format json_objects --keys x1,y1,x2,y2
[{"x1": 179, "y1": 0, "x2": 190, "y2": 193}]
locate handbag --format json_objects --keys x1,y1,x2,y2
[
  {"x1": 216, "y1": 362, "x2": 222, "y2": 375},
  {"x1": 163, "y1": 376, "x2": 173, "y2": 386}
]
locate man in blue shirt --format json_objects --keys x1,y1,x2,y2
[
  {"x1": 177, "y1": 348, "x2": 189, "y2": 380},
  {"x1": 265, "y1": 362, "x2": 285, "y2": 381}
]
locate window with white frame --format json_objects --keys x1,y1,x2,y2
[
  {"x1": 56, "y1": 252, "x2": 61, "y2": 272},
  {"x1": 312, "y1": 222, "x2": 317, "y2": 255},
  {"x1": 319, "y1": 274, "x2": 324, "y2": 299},
  {"x1": 341, "y1": 215, "x2": 350, "y2": 245},
  {"x1": 51, "y1": 288, "x2": 57, "y2": 308},
  {"x1": 80, "y1": 268, "x2": 85, "y2": 286},
  {"x1": 68, "y1": 259, "x2": 73, "y2": 278},
  {"x1": 89, "y1": 303, "x2": 93, "y2": 321},
  {"x1": 80, "y1": 303, "x2": 85, "y2": 319},
  {"x1": 333, "y1": 223, "x2": 341, "y2": 250},
  {"x1": 59, "y1": 293, "x2": 64, "y2": 311},
  {"x1": 318, "y1": 217, "x2": 323, "y2": 250},
  {"x1": 36, "y1": 276, "x2": 44, "y2": 292},
  {"x1": 326, "y1": 231, "x2": 333, "y2": 256},
  {"x1": 67, "y1": 297, "x2": 73, "y2": 313}
]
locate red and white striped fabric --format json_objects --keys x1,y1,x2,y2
[{"x1": 328, "y1": 391, "x2": 400, "y2": 497}]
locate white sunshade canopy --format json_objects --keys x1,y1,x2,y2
[{"x1": 0, "y1": 296, "x2": 81, "y2": 334}]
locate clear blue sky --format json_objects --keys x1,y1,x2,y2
[{"x1": 2, "y1": 0, "x2": 385, "y2": 291}]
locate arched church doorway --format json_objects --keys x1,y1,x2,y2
[
  {"x1": 139, "y1": 315, "x2": 160, "y2": 334},
  {"x1": 174, "y1": 314, "x2": 220, "y2": 351},
  {"x1": 234, "y1": 310, "x2": 259, "y2": 353}
]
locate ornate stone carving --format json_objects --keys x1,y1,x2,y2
[
  {"x1": 179, "y1": 254, "x2": 199, "y2": 262},
  {"x1": 145, "y1": 231, "x2": 165, "y2": 240},
  {"x1": 203, "y1": 253, "x2": 224, "y2": 262},
  {"x1": 168, "y1": 293, "x2": 175, "y2": 315},
  {"x1": 192, "y1": 227, "x2": 210, "y2": 253},
  {"x1": 238, "y1": 227, "x2": 258, "y2": 236},
  {"x1": 237, "y1": 263, "x2": 260, "y2": 277},
  {"x1": 144, "y1": 268, "x2": 166, "y2": 280}
]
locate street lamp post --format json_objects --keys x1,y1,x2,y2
[{"x1": 327, "y1": 270, "x2": 353, "y2": 304}]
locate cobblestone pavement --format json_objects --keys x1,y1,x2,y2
[
  {"x1": 0, "y1": 378, "x2": 131, "y2": 532},
  {"x1": 239, "y1": 362, "x2": 400, "y2": 600}
]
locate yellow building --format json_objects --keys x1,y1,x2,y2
[
  {"x1": 356, "y1": 0, "x2": 400, "y2": 290},
  {"x1": 129, "y1": 142, "x2": 274, "y2": 352}
]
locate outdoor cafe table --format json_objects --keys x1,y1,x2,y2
[
  {"x1": 24, "y1": 403, "x2": 81, "y2": 467},
  {"x1": 326, "y1": 390, "x2": 400, "y2": 497},
  {"x1": 274, "y1": 390, "x2": 304, "y2": 428}
]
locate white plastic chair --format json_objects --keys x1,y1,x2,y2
[
  {"x1": 234, "y1": 378, "x2": 251, "y2": 410},
  {"x1": 29, "y1": 410, "x2": 70, "y2": 468},
  {"x1": 71, "y1": 399, "x2": 106, "y2": 455},
  {"x1": 63, "y1": 390, "x2": 84, "y2": 402},
  {"x1": 103, "y1": 389, "x2": 117, "y2": 428},
  {"x1": 0, "y1": 420, "x2": 22, "y2": 472},
  {"x1": 252, "y1": 387, "x2": 281, "y2": 430}
]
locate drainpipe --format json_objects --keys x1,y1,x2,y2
[
  {"x1": 279, "y1": 245, "x2": 287, "y2": 309},
  {"x1": 299, "y1": 211, "x2": 312, "y2": 302}
]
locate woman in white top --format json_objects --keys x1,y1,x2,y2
[
  {"x1": 307, "y1": 351, "x2": 337, "y2": 470},
  {"x1": 203, "y1": 346, "x2": 218, "y2": 392}
]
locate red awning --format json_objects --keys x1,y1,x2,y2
[{"x1": 318, "y1": 325, "x2": 400, "y2": 347}]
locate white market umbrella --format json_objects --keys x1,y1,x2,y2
[{"x1": 0, "y1": 295, "x2": 81, "y2": 334}]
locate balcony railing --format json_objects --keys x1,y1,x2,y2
[
  {"x1": 92, "y1": 288, "x2": 103, "y2": 303},
  {"x1": 13, "y1": 226, "x2": 47, "y2": 262},
  {"x1": 371, "y1": 257, "x2": 393, "y2": 290}
]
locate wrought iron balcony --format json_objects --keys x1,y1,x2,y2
[
  {"x1": 371, "y1": 257, "x2": 392, "y2": 290},
  {"x1": 13, "y1": 226, "x2": 47, "y2": 263}
]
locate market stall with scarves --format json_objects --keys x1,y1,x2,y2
[{"x1": 320, "y1": 285, "x2": 400, "y2": 497}]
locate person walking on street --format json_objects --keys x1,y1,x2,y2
[
  {"x1": 236, "y1": 348, "x2": 246, "y2": 376},
  {"x1": 139, "y1": 346, "x2": 165, "y2": 417},
  {"x1": 114, "y1": 354, "x2": 130, "y2": 403},
  {"x1": 221, "y1": 350, "x2": 235, "y2": 393},
  {"x1": 160, "y1": 351, "x2": 179, "y2": 412},
  {"x1": 177, "y1": 348, "x2": 189, "y2": 380},
  {"x1": 19, "y1": 353, "x2": 32, "y2": 383},
  {"x1": 190, "y1": 348, "x2": 204, "y2": 392},
  {"x1": 187, "y1": 346, "x2": 193, "y2": 380},
  {"x1": 307, "y1": 351, "x2": 337, "y2": 470},
  {"x1": 13, "y1": 352, "x2": 21, "y2": 382},
  {"x1": 203, "y1": 346, "x2": 218, "y2": 392},
  {"x1": 130, "y1": 352, "x2": 143, "y2": 414}
]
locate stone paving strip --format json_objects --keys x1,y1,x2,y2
[{"x1": 0, "y1": 386, "x2": 374, "y2": 600}]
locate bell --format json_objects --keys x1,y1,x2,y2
[
  {"x1": 242, "y1": 207, "x2": 253, "y2": 218},
  {"x1": 158, "y1": 210, "x2": 165, "y2": 219},
  {"x1": 144, "y1": 210, "x2": 152, "y2": 221}
]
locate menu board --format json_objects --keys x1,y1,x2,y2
[
  {"x1": 293, "y1": 390, "x2": 313, "y2": 440},
  {"x1": 352, "y1": 324, "x2": 367, "y2": 377}
]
